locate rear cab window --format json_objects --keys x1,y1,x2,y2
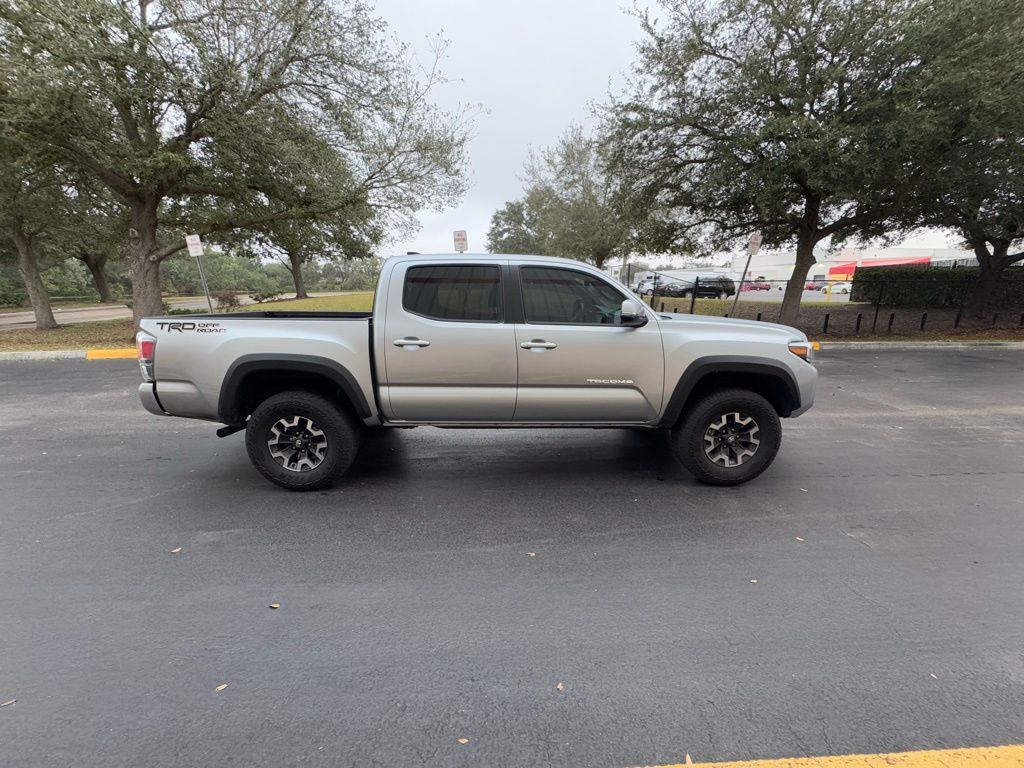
[{"x1": 402, "y1": 265, "x2": 503, "y2": 322}]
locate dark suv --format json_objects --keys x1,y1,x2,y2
[{"x1": 661, "y1": 276, "x2": 736, "y2": 299}]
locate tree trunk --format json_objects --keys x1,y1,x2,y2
[
  {"x1": 80, "y1": 252, "x2": 112, "y2": 302},
  {"x1": 591, "y1": 247, "x2": 611, "y2": 271},
  {"x1": 778, "y1": 235, "x2": 817, "y2": 327},
  {"x1": 12, "y1": 232, "x2": 58, "y2": 330},
  {"x1": 128, "y1": 196, "x2": 164, "y2": 329},
  {"x1": 289, "y1": 250, "x2": 308, "y2": 298},
  {"x1": 966, "y1": 240, "x2": 1008, "y2": 317}
]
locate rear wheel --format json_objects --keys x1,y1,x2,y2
[
  {"x1": 671, "y1": 388, "x2": 781, "y2": 486},
  {"x1": 245, "y1": 390, "x2": 360, "y2": 491},
  {"x1": 718, "y1": 290, "x2": 728, "y2": 299}
]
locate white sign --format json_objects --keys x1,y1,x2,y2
[
  {"x1": 185, "y1": 234, "x2": 204, "y2": 258},
  {"x1": 746, "y1": 232, "x2": 764, "y2": 256},
  {"x1": 453, "y1": 230, "x2": 468, "y2": 253}
]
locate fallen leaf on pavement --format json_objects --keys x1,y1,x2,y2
[
  {"x1": 749, "y1": 579, "x2": 758, "y2": 583},
  {"x1": 269, "y1": 603, "x2": 280, "y2": 609},
  {"x1": 555, "y1": 682, "x2": 565, "y2": 691},
  {"x1": 795, "y1": 537, "x2": 805, "y2": 542},
  {"x1": 1, "y1": 699, "x2": 15, "y2": 707},
  {"x1": 215, "y1": 683, "x2": 228, "y2": 692},
  {"x1": 170, "y1": 547, "x2": 182, "y2": 554},
  {"x1": 457, "y1": 738, "x2": 469, "y2": 745},
  {"x1": 526, "y1": 552, "x2": 536, "y2": 557}
]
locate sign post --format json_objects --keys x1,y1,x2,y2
[
  {"x1": 453, "y1": 230, "x2": 468, "y2": 253},
  {"x1": 185, "y1": 234, "x2": 215, "y2": 314},
  {"x1": 731, "y1": 232, "x2": 763, "y2": 317}
]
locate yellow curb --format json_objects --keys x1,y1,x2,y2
[
  {"x1": 85, "y1": 348, "x2": 136, "y2": 360},
  {"x1": 639, "y1": 744, "x2": 1024, "y2": 768}
]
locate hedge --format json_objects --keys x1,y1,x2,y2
[{"x1": 850, "y1": 265, "x2": 1024, "y2": 308}]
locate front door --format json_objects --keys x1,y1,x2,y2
[
  {"x1": 513, "y1": 265, "x2": 664, "y2": 423},
  {"x1": 382, "y1": 262, "x2": 517, "y2": 421}
]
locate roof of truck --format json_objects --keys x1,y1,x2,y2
[{"x1": 385, "y1": 252, "x2": 594, "y2": 269}]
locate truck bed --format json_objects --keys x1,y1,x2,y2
[{"x1": 139, "y1": 312, "x2": 376, "y2": 423}]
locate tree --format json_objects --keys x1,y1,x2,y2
[
  {"x1": 0, "y1": 139, "x2": 61, "y2": 329},
  {"x1": 67, "y1": 184, "x2": 128, "y2": 303},
  {"x1": 604, "y1": 0, "x2": 970, "y2": 324},
  {"x1": 486, "y1": 192, "x2": 550, "y2": 255},
  {"x1": 237, "y1": 212, "x2": 383, "y2": 299},
  {"x1": 0, "y1": 0, "x2": 470, "y2": 328},
  {"x1": 487, "y1": 126, "x2": 633, "y2": 269},
  {"x1": 894, "y1": 0, "x2": 1024, "y2": 312}
]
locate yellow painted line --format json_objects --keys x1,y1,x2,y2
[
  {"x1": 85, "y1": 348, "x2": 136, "y2": 360},
  {"x1": 638, "y1": 744, "x2": 1024, "y2": 768}
]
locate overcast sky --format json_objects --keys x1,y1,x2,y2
[
  {"x1": 371, "y1": 0, "x2": 652, "y2": 255},
  {"x1": 371, "y1": 0, "x2": 952, "y2": 256}
]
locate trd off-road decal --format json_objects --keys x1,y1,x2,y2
[{"x1": 155, "y1": 321, "x2": 225, "y2": 333}]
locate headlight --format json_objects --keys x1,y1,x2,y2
[{"x1": 788, "y1": 340, "x2": 817, "y2": 362}]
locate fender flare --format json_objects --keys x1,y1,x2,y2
[
  {"x1": 658, "y1": 355, "x2": 801, "y2": 427},
  {"x1": 218, "y1": 353, "x2": 372, "y2": 425}
]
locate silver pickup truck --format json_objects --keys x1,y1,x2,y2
[{"x1": 137, "y1": 253, "x2": 816, "y2": 490}]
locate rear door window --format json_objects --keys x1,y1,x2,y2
[{"x1": 403, "y1": 265, "x2": 502, "y2": 322}]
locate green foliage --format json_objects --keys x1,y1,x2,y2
[
  {"x1": 487, "y1": 126, "x2": 636, "y2": 268},
  {"x1": 851, "y1": 266, "x2": 1024, "y2": 308},
  {"x1": 0, "y1": 0, "x2": 472, "y2": 325},
  {"x1": 159, "y1": 251, "x2": 292, "y2": 296},
  {"x1": 600, "y1": 0, "x2": 1020, "y2": 322},
  {"x1": 213, "y1": 291, "x2": 241, "y2": 310}
]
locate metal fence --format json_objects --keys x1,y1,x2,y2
[{"x1": 628, "y1": 271, "x2": 1024, "y2": 337}]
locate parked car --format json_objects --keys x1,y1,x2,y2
[
  {"x1": 820, "y1": 281, "x2": 852, "y2": 295},
  {"x1": 656, "y1": 276, "x2": 736, "y2": 300},
  {"x1": 136, "y1": 253, "x2": 816, "y2": 490},
  {"x1": 805, "y1": 279, "x2": 827, "y2": 291},
  {"x1": 635, "y1": 278, "x2": 656, "y2": 295},
  {"x1": 742, "y1": 280, "x2": 772, "y2": 292}
]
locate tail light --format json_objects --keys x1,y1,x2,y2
[{"x1": 136, "y1": 331, "x2": 156, "y2": 382}]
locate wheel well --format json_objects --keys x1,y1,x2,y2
[
  {"x1": 680, "y1": 371, "x2": 796, "y2": 419},
  {"x1": 222, "y1": 370, "x2": 358, "y2": 426}
]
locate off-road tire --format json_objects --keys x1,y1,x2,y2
[
  {"x1": 671, "y1": 388, "x2": 781, "y2": 486},
  {"x1": 245, "y1": 390, "x2": 360, "y2": 491}
]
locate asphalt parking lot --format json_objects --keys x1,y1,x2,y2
[{"x1": 1, "y1": 349, "x2": 1023, "y2": 767}]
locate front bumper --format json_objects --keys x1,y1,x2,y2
[{"x1": 138, "y1": 382, "x2": 167, "y2": 416}]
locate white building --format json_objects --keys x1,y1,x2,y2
[{"x1": 734, "y1": 246, "x2": 977, "y2": 282}]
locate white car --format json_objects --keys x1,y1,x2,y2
[{"x1": 820, "y1": 281, "x2": 852, "y2": 295}]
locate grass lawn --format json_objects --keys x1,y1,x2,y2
[
  {"x1": 0, "y1": 318, "x2": 136, "y2": 351},
  {"x1": 235, "y1": 292, "x2": 374, "y2": 312}
]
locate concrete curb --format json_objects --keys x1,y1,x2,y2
[{"x1": 818, "y1": 340, "x2": 1024, "y2": 351}]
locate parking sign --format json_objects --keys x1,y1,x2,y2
[{"x1": 453, "y1": 230, "x2": 468, "y2": 253}]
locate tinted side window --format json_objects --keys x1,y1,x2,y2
[
  {"x1": 403, "y1": 265, "x2": 502, "y2": 322},
  {"x1": 520, "y1": 267, "x2": 626, "y2": 324}
]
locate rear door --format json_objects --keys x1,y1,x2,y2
[
  {"x1": 512, "y1": 264, "x2": 664, "y2": 423},
  {"x1": 381, "y1": 261, "x2": 517, "y2": 421}
]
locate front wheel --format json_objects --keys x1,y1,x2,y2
[
  {"x1": 245, "y1": 390, "x2": 361, "y2": 491},
  {"x1": 671, "y1": 388, "x2": 781, "y2": 485}
]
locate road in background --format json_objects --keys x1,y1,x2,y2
[
  {"x1": 1, "y1": 350, "x2": 1022, "y2": 767},
  {"x1": 0, "y1": 292, "x2": 347, "y2": 330}
]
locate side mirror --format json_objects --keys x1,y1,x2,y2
[{"x1": 620, "y1": 299, "x2": 647, "y2": 327}]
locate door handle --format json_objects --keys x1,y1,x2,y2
[
  {"x1": 520, "y1": 339, "x2": 557, "y2": 350},
  {"x1": 393, "y1": 337, "x2": 430, "y2": 348}
]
